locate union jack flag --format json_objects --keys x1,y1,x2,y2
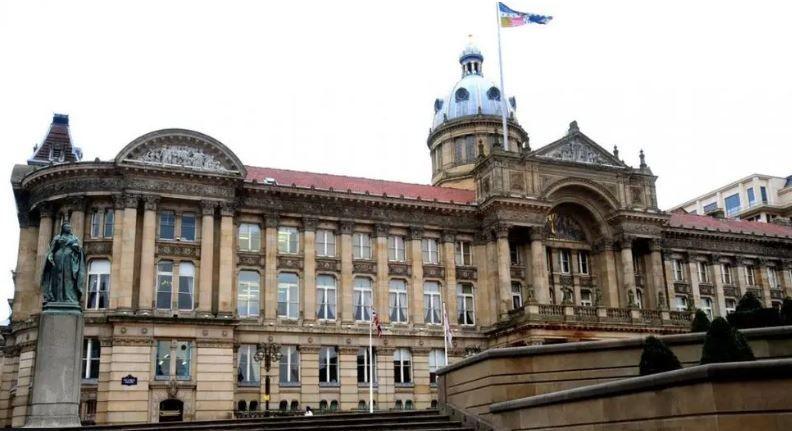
[{"x1": 371, "y1": 310, "x2": 383, "y2": 337}]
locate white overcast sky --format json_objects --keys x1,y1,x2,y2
[{"x1": 1, "y1": 1, "x2": 790, "y2": 321}]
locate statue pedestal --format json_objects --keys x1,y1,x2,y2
[{"x1": 25, "y1": 303, "x2": 84, "y2": 428}]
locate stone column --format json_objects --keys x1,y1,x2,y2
[
  {"x1": 662, "y1": 258, "x2": 677, "y2": 310},
  {"x1": 472, "y1": 234, "x2": 492, "y2": 326},
  {"x1": 264, "y1": 215, "x2": 279, "y2": 320},
  {"x1": 410, "y1": 227, "x2": 425, "y2": 325},
  {"x1": 13, "y1": 210, "x2": 39, "y2": 322},
  {"x1": 137, "y1": 196, "x2": 158, "y2": 314},
  {"x1": 688, "y1": 259, "x2": 702, "y2": 308},
  {"x1": 758, "y1": 261, "x2": 773, "y2": 307},
  {"x1": 303, "y1": 218, "x2": 318, "y2": 322},
  {"x1": 736, "y1": 261, "x2": 749, "y2": 298},
  {"x1": 33, "y1": 203, "x2": 55, "y2": 317},
  {"x1": 619, "y1": 237, "x2": 636, "y2": 307},
  {"x1": 711, "y1": 257, "x2": 728, "y2": 317},
  {"x1": 530, "y1": 228, "x2": 550, "y2": 304},
  {"x1": 375, "y1": 224, "x2": 389, "y2": 323},
  {"x1": 485, "y1": 237, "x2": 499, "y2": 317},
  {"x1": 441, "y1": 231, "x2": 457, "y2": 327},
  {"x1": 597, "y1": 241, "x2": 620, "y2": 307},
  {"x1": 65, "y1": 197, "x2": 86, "y2": 244},
  {"x1": 198, "y1": 201, "x2": 216, "y2": 317},
  {"x1": 217, "y1": 203, "x2": 235, "y2": 318},
  {"x1": 495, "y1": 225, "x2": 512, "y2": 318},
  {"x1": 648, "y1": 242, "x2": 666, "y2": 309},
  {"x1": 338, "y1": 346, "x2": 358, "y2": 411},
  {"x1": 339, "y1": 221, "x2": 354, "y2": 323},
  {"x1": 116, "y1": 194, "x2": 139, "y2": 314},
  {"x1": 109, "y1": 195, "x2": 125, "y2": 312}
]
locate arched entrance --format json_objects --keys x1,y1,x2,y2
[{"x1": 159, "y1": 398, "x2": 184, "y2": 422}]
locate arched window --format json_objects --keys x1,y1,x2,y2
[
  {"x1": 330, "y1": 400, "x2": 338, "y2": 411},
  {"x1": 405, "y1": 400, "x2": 414, "y2": 410},
  {"x1": 395, "y1": 400, "x2": 403, "y2": 410},
  {"x1": 277, "y1": 272, "x2": 299, "y2": 319},
  {"x1": 511, "y1": 282, "x2": 523, "y2": 310},
  {"x1": 177, "y1": 262, "x2": 194, "y2": 310},
  {"x1": 389, "y1": 279, "x2": 408, "y2": 323},
  {"x1": 319, "y1": 400, "x2": 328, "y2": 411},
  {"x1": 237, "y1": 271, "x2": 260, "y2": 318},
  {"x1": 237, "y1": 400, "x2": 247, "y2": 411},
  {"x1": 455, "y1": 88, "x2": 469, "y2": 102},
  {"x1": 86, "y1": 259, "x2": 110, "y2": 310},
  {"x1": 456, "y1": 283, "x2": 475, "y2": 325},
  {"x1": 316, "y1": 275, "x2": 337, "y2": 320},
  {"x1": 428, "y1": 349, "x2": 446, "y2": 385},
  {"x1": 423, "y1": 282, "x2": 442, "y2": 324},
  {"x1": 487, "y1": 87, "x2": 501, "y2": 101},
  {"x1": 279, "y1": 400, "x2": 288, "y2": 411},
  {"x1": 249, "y1": 400, "x2": 259, "y2": 411},
  {"x1": 290, "y1": 400, "x2": 299, "y2": 411},
  {"x1": 353, "y1": 277, "x2": 373, "y2": 321}
]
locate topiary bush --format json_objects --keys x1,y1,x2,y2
[
  {"x1": 700, "y1": 317, "x2": 755, "y2": 365},
  {"x1": 736, "y1": 291, "x2": 763, "y2": 312},
  {"x1": 639, "y1": 336, "x2": 682, "y2": 376},
  {"x1": 727, "y1": 291, "x2": 782, "y2": 329},
  {"x1": 781, "y1": 297, "x2": 792, "y2": 325},
  {"x1": 690, "y1": 309, "x2": 711, "y2": 332}
]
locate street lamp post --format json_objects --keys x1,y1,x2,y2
[{"x1": 254, "y1": 342, "x2": 282, "y2": 414}]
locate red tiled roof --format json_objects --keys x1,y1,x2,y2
[
  {"x1": 669, "y1": 212, "x2": 792, "y2": 239},
  {"x1": 245, "y1": 166, "x2": 477, "y2": 204}
]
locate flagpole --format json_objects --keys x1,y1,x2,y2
[
  {"x1": 495, "y1": 2, "x2": 510, "y2": 152},
  {"x1": 369, "y1": 312, "x2": 374, "y2": 413},
  {"x1": 442, "y1": 302, "x2": 449, "y2": 365}
]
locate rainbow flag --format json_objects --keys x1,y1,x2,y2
[{"x1": 499, "y1": 2, "x2": 552, "y2": 27}]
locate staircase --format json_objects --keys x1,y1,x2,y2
[{"x1": 62, "y1": 410, "x2": 473, "y2": 431}]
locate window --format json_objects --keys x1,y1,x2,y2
[
  {"x1": 675, "y1": 295, "x2": 689, "y2": 312},
  {"x1": 279, "y1": 346, "x2": 300, "y2": 384},
  {"x1": 82, "y1": 338, "x2": 100, "y2": 380},
  {"x1": 174, "y1": 341, "x2": 191, "y2": 379},
  {"x1": 747, "y1": 188, "x2": 756, "y2": 206},
  {"x1": 746, "y1": 265, "x2": 756, "y2": 286},
  {"x1": 559, "y1": 250, "x2": 571, "y2": 274},
  {"x1": 578, "y1": 251, "x2": 590, "y2": 275},
  {"x1": 423, "y1": 281, "x2": 442, "y2": 324},
  {"x1": 580, "y1": 290, "x2": 593, "y2": 306},
  {"x1": 353, "y1": 277, "x2": 373, "y2": 321},
  {"x1": 703, "y1": 202, "x2": 718, "y2": 213},
  {"x1": 156, "y1": 261, "x2": 174, "y2": 310},
  {"x1": 389, "y1": 279, "x2": 408, "y2": 323},
  {"x1": 422, "y1": 238, "x2": 440, "y2": 264},
  {"x1": 721, "y1": 263, "x2": 734, "y2": 285},
  {"x1": 237, "y1": 345, "x2": 260, "y2": 384},
  {"x1": 760, "y1": 186, "x2": 768, "y2": 204},
  {"x1": 278, "y1": 227, "x2": 299, "y2": 254},
  {"x1": 724, "y1": 193, "x2": 741, "y2": 216},
  {"x1": 353, "y1": 233, "x2": 372, "y2": 259},
  {"x1": 511, "y1": 282, "x2": 523, "y2": 310},
  {"x1": 238, "y1": 223, "x2": 261, "y2": 252},
  {"x1": 159, "y1": 211, "x2": 176, "y2": 240},
  {"x1": 277, "y1": 272, "x2": 299, "y2": 319},
  {"x1": 768, "y1": 267, "x2": 779, "y2": 289},
  {"x1": 393, "y1": 349, "x2": 412, "y2": 384},
  {"x1": 177, "y1": 262, "x2": 195, "y2": 310},
  {"x1": 155, "y1": 340, "x2": 170, "y2": 378},
  {"x1": 697, "y1": 262, "x2": 710, "y2": 283},
  {"x1": 388, "y1": 236, "x2": 405, "y2": 262},
  {"x1": 701, "y1": 297, "x2": 713, "y2": 319},
  {"x1": 456, "y1": 283, "x2": 475, "y2": 325},
  {"x1": 103, "y1": 209, "x2": 114, "y2": 238},
  {"x1": 90, "y1": 211, "x2": 101, "y2": 238},
  {"x1": 316, "y1": 229, "x2": 336, "y2": 257},
  {"x1": 455, "y1": 241, "x2": 472, "y2": 266},
  {"x1": 510, "y1": 243, "x2": 521, "y2": 266},
  {"x1": 428, "y1": 349, "x2": 445, "y2": 385},
  {"x1": 316, "y1": 275, "x2": 337, "y2": 320},
  {"x1": 180, "y1": 212, "x2": 196, "y2": 241},
  {"x1": 155, "y1": 340, "x2": 192, "y2": 380},
  {"x1": 319, "y1": 346, "x2": 339, "y2": 384},
  {"x1": 725, "y1": 298, "x2": 736, "y2": 314},
  {"x1": 237, "y1": 271, "x2": 260, "y2": 318},
  {"x1": 357, "y1": 347, "x2": 377, "y2": 384},
  {"x1": 635, "y1": 289, "x2": 644, "y2": 309},
  {"x1": 673, "y1": 259, "x2": 685, "y2": 282},
  {"x1": 633, "y1": 255, "x2": 645, "y2": 275},
  {"x1": 86, "y1": 259, "x2": 110, "y2": 310}
]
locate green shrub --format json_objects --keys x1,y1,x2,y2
[
  {"x1": 690, "y1": 309, "x2": 711, "y2": 332},
  {"x1": 700, "y1": 317, "x2": 755, "y2": 365},
  {"x1": 781, "y1": 297, "x2": 792, "y2": 325},
  {"x1": 727, "y1": 291, "x2": 782, "y2": 329},
  {"x1": 736, "y1": 291, "x2": 763, "y2": 312},
  {"x1": 639, "y1": 336, "x2": 682, "y2": 376}
]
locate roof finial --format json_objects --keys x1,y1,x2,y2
[
  {"x1": 613, "y1": 145, "x2": 620, "y2": 161},
  {"x1": 568, "y1": 120, "x2": 579, "y2": 134},
  {"x1": 639, "y1": 149, "x2": 647, "y2": 168}
]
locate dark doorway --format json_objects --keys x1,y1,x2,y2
[{"x1": 159, "y1": 399, "x2": 184, "y2": 422}]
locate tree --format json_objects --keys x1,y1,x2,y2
[
  {"x1": 700, "y1": 317, "x2": 755, "y2": 365},
  {"x1": 736, "y1": 291, "x2": 763, "y2": 312},
  {"x1": 639, "y1": 336, "x2": 682, "y2": 376},
  {"x1": 727, "y1": 291, "x2": 781, "y2": 329},
  {"x1": 690, "y1": 309, "x2": 711, "y2": 332},
  {"x1": 781, "y1": 297, "x2": 792, "y2": 325}
]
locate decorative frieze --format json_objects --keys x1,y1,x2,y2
[
  {"x1": 316, "y1": 258, "x2": 341, "y2": 272},
  {"x1": 278, "y1": 255, "x2": 303, "y2": 270},
  {"x1": 237, "y1": 253, "x2": 263, "y2": 267},
  {"x1": 352, "y1": 261, "x2": 377, "y2": 275},
  {"x1": 674, "y1": 282, "x2": 690, "y2": 294},
  {"x1": 510, "y1": 267, "x2": 525, "y2": 280},
  {"x1": 456, "y1": 267, "x2": 477, "y2": 281},
  {"x1": 723, "y1": 286, "x2": 738, "y2": 297},
  {"x1": 423, "y1": 265, "x2": 445, "y2": 279},
  {"x1": 85, "y1": 240, "x2": 112, "y2": 256},
  {"x1": 389, "y1": 263, "x2": 411, "y2": 277},
  {"x1": 157, "y1": 243, "x2": 200, "y2": 258},
  {"x1": 698, "y1": 284, "x2": 714, "y2": 296}
]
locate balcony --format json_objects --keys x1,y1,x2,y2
[{"x1": 510, "y1": 304, "x2": 690, "y2": 329}]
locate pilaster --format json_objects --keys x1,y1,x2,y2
[
  {"x1": 441, "y1": 231, "x2": 457, "y2": 328},
  {"x1": 619, "y1": 237, "x2": 636, "y2": 307},
  {"x1": 32, "y1": 203, "x2": 54, "y2": 317},
  {"x1": 409, "y1": 226, "x2": 424, "y2": 325},
  {"x1": 339, "y1": 221, "x2": 354, "y2": 323},
  {"x1": 303, "y1": 218, "x2": 317, "y2": 322},
  {"x1": 264, "y1": 215, "x2": 279, "y2": 320},
  {"x1": 109, "y1": 195, "x2": 125, "y2": 313},
  {"x1": 495, "y1": 225, "x2": 512, "y2": 318},
  {"x1": 375, "y1": 225, "x2": 389, "y2": 324},
  {"x1": 137, "y1": 196, "x2": 158, "y2": 314},
  {"x1": 529, "y1": 228, "x2": 550, "y2": 304},
  {"x1": 198, "y1": 201, "x2": 217, "y2": 317},
  {"x1": 116, "y1": 194, "x2": 139, "y2": 313},
  {"x1": 217, "y1": 202, "x2": 235, "y2": 318}
]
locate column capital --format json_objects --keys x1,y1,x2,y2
[
  {"x1": 409, "y1": 225, "x2": 423, "y2": 240},
  {"x1": 648, "y1": 238, "x2": 663, "y2": 252},
  {"x1": 592, "y1": 238, "x2": 616, "y2": 252},
  {"x1": 529, "y1": 226, "x2": 545, "y2": 242},
  {"x1": 122, "y1": 194, "x2": 140, "y2": 209},
  {"x1": 37, "y1": 201, "x2": 55, "y2": 218},
  {"x1": 200, "y1": 200, "x2": 218, "y2": 216},
  {"x1": 299, "y1": 345, "x2": 321, "y2": 354},
  {"x1": 302, "y1": 217, "x2": 318, "y2": 232},
  {"x1": 441, "y1": 230, "x2": 456, "y2": 244},
  {"x1": 112, "y1": 194, "x2": 126, "y2": 210},
  {"x1": 473, "y1": 231, "x2": 489, "y2": 245},
  {"x1": 264, "y1": 213, "x2": 280, "y2": 228},
  {"x1": 617, "y1": 234, "x2": 636, "y2": 249},
  {"x1": 142, "y1": 195, "x2": 160, "y2": 211},
  {"x1": 219, "y1": 201, "x2": 236, "y2": 217},
  {"x1": 338, "y1": 346, "x2": 359, "y2": 355},
  {"x1": 339, "y1": 220, "x2": 354, "y2": 235},
  {"x1": 374, "y1": 223, "x2": 389, "y2": 238},
  {"x1": 494, "y1": 223, "x2": 510, "y2": 239},
  {"x1": 63, "y1": 196, "x2": 87, "y2": 213}
]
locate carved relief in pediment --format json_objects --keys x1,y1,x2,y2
[{"x1": 135, "y1": 145, "x2": 227, "y2": 172}]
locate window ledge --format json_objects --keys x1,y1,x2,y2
[
  {"x1": 319, "y1": 382, "x2": 340, "y2": 388},
  {"x1": 395, "y1": 383, "x2": 415, "y2": 389},
  {"x1": 357, "y1": 383, "x2": 379, "y2": 389},
  {"x1": 279, "y1": 382, "x2": 301, "y2": 388},
  {"x1": 81, "y1": 379, "x2": 98, "y2": 387},
  {"x1": 237, "y1": 382, "x2": 260, "y2": 388}
]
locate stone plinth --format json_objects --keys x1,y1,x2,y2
[{"x1": 25, "y1": 303, "x2": 83, "y2": 428}]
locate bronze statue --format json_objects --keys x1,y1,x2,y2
[{"x1": 41, "y1": 222, "x2": 86, "y2": 305}]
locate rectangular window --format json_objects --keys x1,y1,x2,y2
[
  {"x1": 316, "y1": 229, "x2": 336, "y2": 257},
  {"x1": 725, "y1": 298, "x2": 737, "y2": 314},
  {"x1": 279, "y1": 345, "x2": 300, "y2": 384},
  {"x1": 423, "y1": 281, "x2": 442, "y2": 324},
  {"x1": 422, "y1": 238, "x2": 440, "y2": 264},
  {"x1": 86, "y1": 259, "x2": 110, "y2": 310},
  {"x1": 697, "y1": 262, "x2": 710, "y2": 283},
  {"x1": 352, "y1": 233, "x2": 372, "y2": 259},
  {"x1": 319, "y1": 346, "x2": 339, "y2": 384},
  {"x1": 277, "y1": 227, "x2": 299, "y2": 254},
  {"x1": 673, "y1": 259, "x2": 685, "y2": 282},
  {"x1": 455, "y1": 241, "x2": 472, "y2": 266},
  {"x1": 177, "y1": 262, "x2": 195, "y2": 310},
  {"x1": 428, "y1": 349, "x2": 446, "y2": 385},
  {"x1": 237, "y1": 271, "x2": 260, "y2": 317},
  {"x1": 703, "y1": 202, "x2": 718, "y2": 213},
  {"x1": 353, "y1": 277, "x2": 373, "y2": 321},
  {"x1": 388, "y1": 236, "x2": 405, "y2": 262},
  {"x1": 357, "y1": 347, "x2": 377, "y2": 384},
  {"x1": 159, "y1": 211, "x2": 176, "y2": 240},
  {"x1": 156, "y1": 261, "x2": 173, "y2": 310},
  {"x1": 760, "y1": 186, "x2": 768, "y2": 203},
  {"x1": 721, "y1": 263, "x2": 734, "y2": 285},
  {"x1": 510, "y1": 243, "x2": 521, "y2": 266},
  {"x1": 90, "y1": 211, "x2": 101, "y2": 238},
  {"x1": 580, "y1": 290, "x2": 593, "y2": 307},
  {"x1": 316, "y1": 275, "x2": 337, "y2": 320},
  {"x1": 747, "y1": 188, "x2": 756, "y2": 206},
  {"x1": 456, "y1": 283, "x2": 475, "y2": 325},
  {"x1": 277, "y1": 272, "x2": 300, "y2": 319},
  {"x1": 393, "y1": 349, "x2": 412, "y2": 384},
  {"x1": 174, "y1": 341, "x2": 192, "y2": 380},
  {"x1": 180, "y1": 213, "x2": 196, "y2": 241},
  {"x1": 82, "y1": 338, "x2": 100, "y2": 380},
  {"x1": 701, "y1": 297, "x2": 713, "y2": 320},
  {"x1": 724, "y1": 193, "x2": 741, "y2": 216},
  {"x1": 238, "y1": 223, "x2": 261, "y2": 252},
  {"x1": 746, "y1": 265, "x2": 756, "y2": 286},
  {"x1": 560, "y1": 250, "x2": 571, "y2": 274},
  {"x1": 768, "y1": 268, "x2": 779, "y2": 289},
  {"x1": 389, "y1": 279, "x2": 408, "y2": 323},
  {"x1": 155, "y1": 340, "x2": 171, "y2": 378},
  {"x1": 103, "y1": 209, "x2": 114, "y2": 238},
  {"x1": 578, "y1": 251, "x2": 590, "y2": 275},
  {"x1": 237, "y1": 345, "x2": 260, "y2": 384},
  {"x1": 675, "y1": 295, "x2": 689, "y2": 312},
  {"x1": 511, "y1": 282, "x2": 523, "y2": 310}
]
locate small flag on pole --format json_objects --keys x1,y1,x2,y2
[
  {"x1": 442, "y1": 304, "x2": 453, "y2": 345},
  {"x1": 372, "y1": 310, "x2": 383, "y2": 337},
  {"x1": 498, "y1": 2, "x2": 552, "y2": 27}
]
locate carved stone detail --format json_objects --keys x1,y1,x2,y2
[
  {"x1": 157, "y1": 243, "x2": 200, "y2": 258},
  {"x1": 374, "y1": 223, "x2": 389, "y2": 238},
  {"x1": 123, "y1": 194, "x2": 140, "y2": 208},
  {"x1": 143, "y1": 195, "x2": 160, "y2": 211},
  {"x1": 423, "y1": 265, "x2": 445, "y2": 278},
  {"x1": 456, "y1": 267, "x2": 477, "y2": 280},
  {"x1": 201, "y1": 200, "x2": 218, "y2": 216},
  {"x1": 238, "y1": 253, "x2": 262, "y2": 267},
  {"x1": 302, "y1": 217, "x2": 318, "y2": 232},
  {"x1": 353, "y1": 261, "x2": 377, "y2": 275},
  {"x1": 316, "y1": 258, "x2": 341, "y2": 272},
  {"x1": 85, "y1": 241, "x2": 113, "y2": 256},
  {"x1": 133, "y1": 145, "x2": 228, "y2": 172},
  {"x1": 409, "y1": 226, "x2": 423, "y2": 240},
  {"x1": 278, "y1": 255, "x2": 303, "y2": 270},
  {"x1": 265, "y1": 214, "x2": 280, "y2": 228},
  {"x1": 388, "y1": 263, "x2": 411, "y2": 277},
  {"x1": 339, "y1": 220, "x2": 354, "y2": 235},
  {"x1": 441, "y1": 230, "x2": 456, "y2": 243}
]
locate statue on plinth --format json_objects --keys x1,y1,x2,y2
[{"x1": 41, "y1": 222, "x2": 85, "y2": 306}]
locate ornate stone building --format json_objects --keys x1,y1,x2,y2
[{"x1": 3, "y1": 44, "x2": 792, "y2": 426}]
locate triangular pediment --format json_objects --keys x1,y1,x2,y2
[{"x1": 534, "y1": 124, "x2": 625, "y2": 168}]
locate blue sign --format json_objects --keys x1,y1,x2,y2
[{"x1": 121, "y1": 375, "x2": 138, "y2": 386}]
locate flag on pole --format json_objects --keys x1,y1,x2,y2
[
  {"x1": 442, "y1": 304, "x2": 453, "y2": 345},
  {"x1": 498, "y1": 2, "x2": 553, "y2": 27},
  {"x1": 372, "y1": 310, "x2": 383, "y2": 337}
]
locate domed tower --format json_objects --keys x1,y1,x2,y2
[{"x1": 429, "y1": 40, "x2": 528, "y2": 189}]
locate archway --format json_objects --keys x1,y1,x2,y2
[{"x1": 159, "y1": 399, "x2": 184, "y2": 422}]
